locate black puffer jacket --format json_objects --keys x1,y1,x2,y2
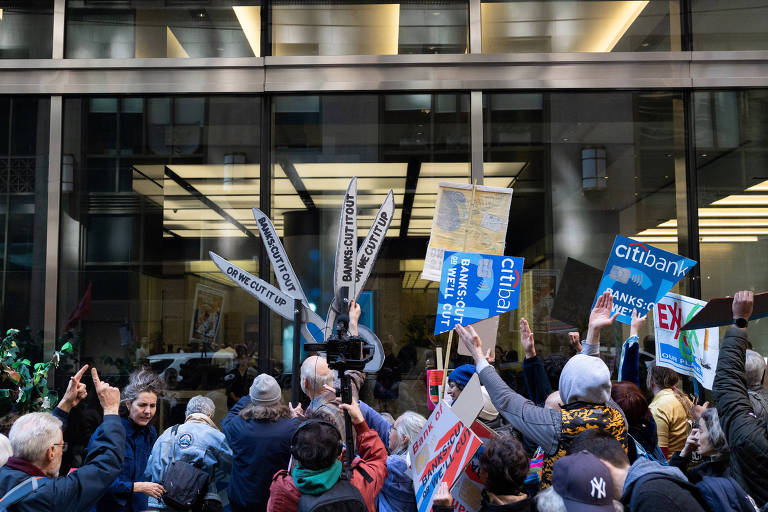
[{"x1": 713, "y1": 326, "x2": 768, "y2": 507}]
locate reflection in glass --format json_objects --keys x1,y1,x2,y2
[
  {"x1": 692, "y1": 1, "x2": 768, "y2": 50},
  {"x1": 0, "y1": 2, "x2": 53, "y2": 58},
  {"x1": 0, "y1": 98, "x2": 49, "y2": 336},
  {"x1": 272, "y1": 93, "x2": 470, "y2": 416},
  {"x1": 65, "y1": 1, "x2": 262, "y2": 58},
  {"x1": 271, "y1": 1, "x2": 468, "y2": 56},
  {"x1": 60, "y1": 96, "x2": 263, "y2": 431},
  {"x1": 484, "y1": 91, "x2": 683, "y2": 364},
  {"x1": 481, "y1": 0, "x2": 679, "y2": 52},
  {"x1": 695, "y1": 89, "x2": 768, "y2": 353}
]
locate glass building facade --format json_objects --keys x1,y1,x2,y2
[{"x1": 3, "y1": 0, "x2": 768, "y2": 424}]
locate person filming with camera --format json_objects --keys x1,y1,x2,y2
[{"x1": 267, "y1": 299, "x2": 388, "y2": 512}]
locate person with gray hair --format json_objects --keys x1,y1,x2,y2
[
  {"x1": 745, "y1": 349, "x2": 768, "y2": 424},
  {"x1": 358, "y1": 399, "x2": 427, "y2": 512},
  {"x1": 222, "y1": 373, "x2": 300, "y2": 512},
  {"x1": 0, "y1": 367, "x2": 125, "y2": 511},
  {"x1": 669, "y1": 407, "x2": 732, "y2": 484},
  {"x1": 145, "y1": 395, "x2": 232, "y2": 511},
  {"x1": 90, "y1": 368, "x2": 166, "y2": 512}
]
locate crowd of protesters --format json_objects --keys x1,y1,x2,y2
[{"x1": 0, "y1": 291, "x2": 767, "y2": 512}]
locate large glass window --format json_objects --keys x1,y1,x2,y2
[
  {"x1": 272, "y1": 93, "x2": 471, "y2": 416},
  {"x1": 271, "y1": 1, "x2": 469, "y2": 56},
  {"x1": 481, "y1": 0, "x2": 680, "y2": 53},
  {"x1": 0, "y1": 1, "x2": 53, "y2": 58},
  {"x1": 485, "y1": 91, "x2": 685, "y2": 368},
  {"x1": 694, "y1": 89, "x2": 768, "y2": 353},
  {"x1": 692, "y1": 1, "x2": 768, "y2": 50},
  {"x1": 60, "y1": 96, "x2": 262, "y2": 429},
  {"x1": 65, "y1": 1, "x2": 262, "y2": 58},
  {"x1": 0, "y1": 98, "x2": 49, "y2": 343}
]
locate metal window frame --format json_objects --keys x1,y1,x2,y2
[{"x1": 36, "y1": 0, "x2": 759, "y2": 362}]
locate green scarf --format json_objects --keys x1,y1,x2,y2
[{"x1": 291, "y1": 460, "x2": 343, "y2": 496}]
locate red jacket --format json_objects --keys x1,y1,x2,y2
[{"x1": 267, "y1": 420, "x2": 388, "y2": 512}]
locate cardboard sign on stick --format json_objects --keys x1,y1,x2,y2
[
  {"x1": 594, "y1": 236, "x2": 697, "y2": 325},
  {"x1": 450, "y1": 373, "x2": 483, "y2": 427},
  {"x1": 681, "y1": 292, "x2": 768, "y2": 330},
  {"x1": 435, "y1": 251, "x2": 524, "y2": 335},
  {"x1": 410, "y1": 401, "x2": 483, "y2": 512},
  {"x1": 654, "y1": 293, "x2": 719, "y2": 389},
  {"x1": 451, "y1": 421, "x2": 498, "y2": 512},
  {"x1": 551, "y1": 258, "x2": 603, "y2": 330},
  {"x1": 458, "y1": 316, "x2": 500, "y2": 357}
]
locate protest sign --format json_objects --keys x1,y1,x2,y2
[
  {"x1": 435, "y1": 251, "x2": 524, "y2": 335},
  {"x1": 451, "y1": 421, "x2": 497, "y2": 512},
  {"x1": 681, "y1": 291, "x2": 768, "y2": 330},
  {"x1": 411, "y1": 401, "x2": 483, "y2": 512},
  {"x1": 450, "y1": 374, "x2": 483, "y2": 427},
  {"x1": 653, "y1": 293, "x2": 719, "y2": 389},
  {"x1": 427, "y1": 369, "x2": 447, "y2": 409},
  {"x1": 551, "y1": 258, "x2": 603, "y2": 330},
  {"x1": 422, "y1": 183, "x2": 513, "y2": 282},
  {"x1": 458, "y1": 316, "x2": 499, "y2": 357},
  {"x1": 594, "y1": 235, "x2": 697, "y2": 325}
]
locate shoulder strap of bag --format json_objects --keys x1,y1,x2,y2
[{"x1": 0, "y1": 476, "x2": 46, "y2": 511}]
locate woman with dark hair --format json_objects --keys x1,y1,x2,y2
[
  {"x1": 669, "y1": 407, "x2": 731, "y2": 483},
  {"x1": 91, "y1": 369, "x2": 165, "y2": 512},
  {"x1": 610, "y1": 381, "x2": 666, "y2": 464},
  {"x1": 477, "y1": 436, "x2": 534, "y2": 511},
  {"x1": 647, "y1": 364, "x2": 693, "y2": 458}
]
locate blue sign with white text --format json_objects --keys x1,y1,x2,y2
[
  {"x1": 594, "y1": 235, "x2": 697, "y2": 325},
  {"x1": 435, "y1": 251, "x2": 524, "y2": 335}
]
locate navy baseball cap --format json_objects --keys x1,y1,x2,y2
[{"x1": 552, "y1": 451, "x2": 615, "y2": 511}]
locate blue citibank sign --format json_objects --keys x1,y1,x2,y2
[
  {"x1": 594, "y1": 235, "x2": 697, "y2": 325},
  {"x1": 435, "y1": 251, "x2": 524, "y2": 335}
]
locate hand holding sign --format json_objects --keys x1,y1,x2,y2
[
  {"x1": 733, "y1": 290, "x2": 754, "y2": 323},
  {"x1": 455, "y1": 324, "x2": 484, "y2": 365},
  {"x1": 520, "y1": 318, "x2": 536, "y2": 359}
]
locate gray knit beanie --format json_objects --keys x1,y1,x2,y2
[{"x1": 249, "y1": 373, "x2": 281, "y2": 405}]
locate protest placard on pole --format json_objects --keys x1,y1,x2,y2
[
  {"x1": 435, "y1": 251, "x2": 524, "y2": 336},
  {"x1": 422, "y1": 182, "x2": 514, "y2": 282},
  {"x1": 410, "y1": 401, "x2": 483, "y2": 512},
  {"x1": 653, "y1": 293, "x2": 719, "y2": 389},
  {"x1": 594, "y1": 235, "x2": 697, "y2": 325},
  {"x1": 451, "y1": 421, "x2": 498, "y2": 512}
]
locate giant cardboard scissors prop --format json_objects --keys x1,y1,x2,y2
[{"x1": 209, "y1": 177, "x2": 393, "y2": 374}]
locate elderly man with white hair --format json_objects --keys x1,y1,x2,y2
[
  {"x1": 145, "y1": 395, "x2": 233, "y2": 511},
  {"x1": 0, "y1": 367, "x2": 124, "y2": 511}
]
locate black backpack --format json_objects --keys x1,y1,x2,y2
[
  {"x1": 161, "y1": 425, "x2": 210, "y2": 511},
  {"x1": 296, "y1": 472, "x2": 367, "y2": 512},
  {"x1": 695, "y1": 475, "x2": 759, "y2": 512}
]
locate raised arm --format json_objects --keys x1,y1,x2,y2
[
  {"x1": 455, "y1": 324, "x2": 561, "y2": 455},
  {"x1": 358, "y1": 400, "x2": 391, "y2": 447},
  {"x1": 714, "y1": 291, "x2": 768, "y2": 453},
  {"x1": 582, "y1": 291, "x2": 619, "y2": 356},
  {"x1": 618, "y1": 309, "x2": 645, "y2": 384},
  {"x1": 519, "y1": 318, "x2": 552, "y2": 406}
]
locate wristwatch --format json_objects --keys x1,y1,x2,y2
[{"x1": 733, "y1": 317, "x2": 748, "y2": 328}]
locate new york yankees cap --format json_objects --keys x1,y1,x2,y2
[{"x1": 552, "y1": 451, "x2": 615, "y2": 511}]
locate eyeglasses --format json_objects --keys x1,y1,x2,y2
[{"x1": 52, "y1": 442, "x2": 68, "y2": 452}]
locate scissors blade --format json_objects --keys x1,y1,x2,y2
[
  {"x1": 252, "y1": 208, "x2": 309, "y2": 305},
  {"x1": 326, "y1": 177, "x2": 358, "y2": 340},
  {"x1": 209, "y1": 251, "x2": 294, "y2": 320},
  {"x1": 353, "y1": 189, "x2": 394, "y2": 301}
]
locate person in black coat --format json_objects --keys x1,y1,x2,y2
[
  {"x1": 0, "y1": 368, "x2": 125, "y2": 511},
  {"x1": 713, "y1": 290, "x2": 768, "y2": 507}
]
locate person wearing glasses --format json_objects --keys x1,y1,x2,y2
[{"x1": 0, "y1": 366, "x2": 125, "y2": 511}]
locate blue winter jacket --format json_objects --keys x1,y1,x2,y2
[
  {"x1": 90, "y1": 416, "x2": 156, "y2": 512},
  {"x1": 0, "y1": 413, "x2": 125, "y2": 512},
  {"x1": 221, "y1": 396, "x2": 299, "y2": 512},
  {"x1": 144, "y1": 417, "x2": 233, "y2": 509},
  {"x1": 359, "y1": 401, "x2": 418, "y2": 512}
]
